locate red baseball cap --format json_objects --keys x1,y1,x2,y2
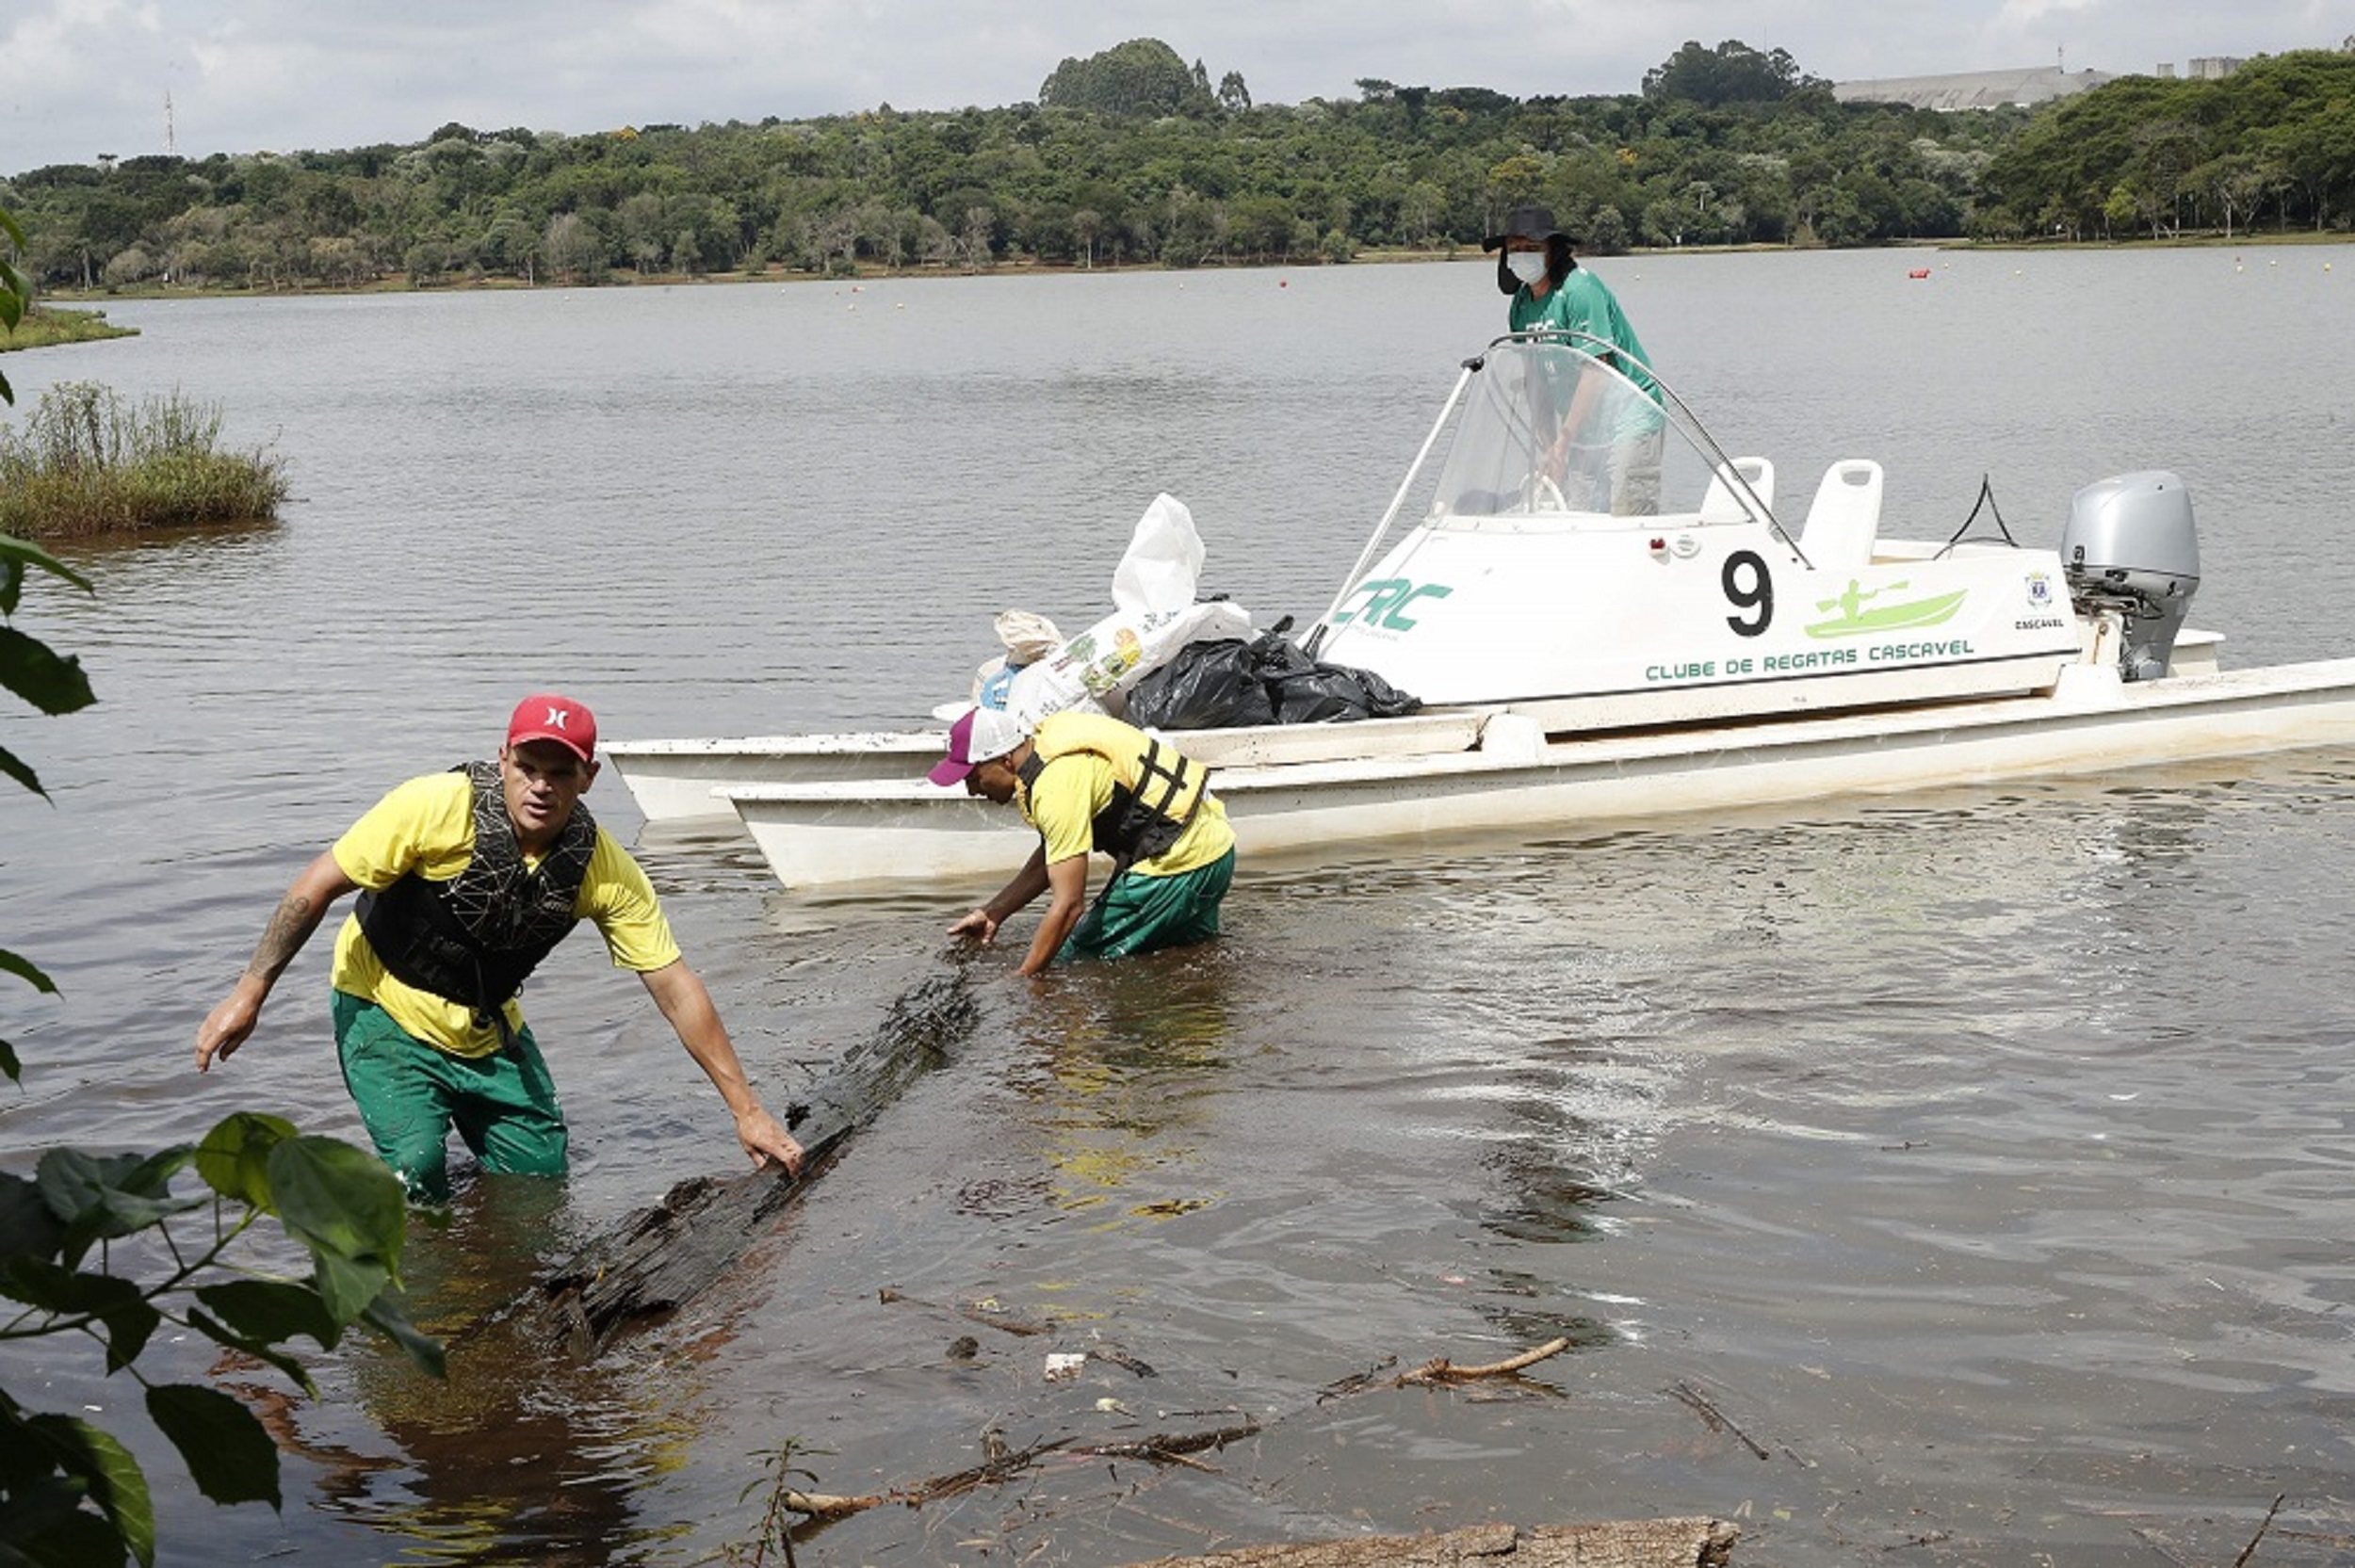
[{"x1": 506, "y1": 692, "x2": 597, "y2": 763}]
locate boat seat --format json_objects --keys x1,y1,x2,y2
[
  {"x1": 1699, "y1": 457, "x2": 1774, "y2": 524},
  {"x1": 1800, "y1": 459, "x2": 1883, "y2": 572}
]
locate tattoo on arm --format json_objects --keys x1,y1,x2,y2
[{"x1": 245, "y1": 892, "x2": 323, "y2": 983}]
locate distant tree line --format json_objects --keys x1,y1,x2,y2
[
  {"x1": 1975, "y1": 49, "x2": 2355, "y2": 239},
  {"x1": 2, "y1": 38, "x2": 2349, "y2": 296}
]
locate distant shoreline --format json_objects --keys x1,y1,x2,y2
[{"x1": 17, "y1": 229, "x2": 2344, "y2": 313}]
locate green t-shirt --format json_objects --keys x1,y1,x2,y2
[{"x1": 1510, "y1": 266, "x2": 1664, "y2": 436}]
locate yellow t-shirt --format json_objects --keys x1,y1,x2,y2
[
  {"x1": 329, "y1": 770, "x2": 680, "y2": 1058},
  {"x1": 1018, "y1": 751, "x2": 1235, "y2": 877}
]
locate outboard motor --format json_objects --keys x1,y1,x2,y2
[{"x1": 2061, "y1": 471, "x2": 2201, "y2": 681}]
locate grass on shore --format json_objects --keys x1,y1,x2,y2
[
  {"x1": 0, "y1": 304, "x2": 138, "y2": 351},
  {"x1": 0, "y1": 380, "x2": 288, "y2": 540}
]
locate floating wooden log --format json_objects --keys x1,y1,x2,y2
[
  {"x1": 1115, "y1": 1518, "x2": 1737, "y2": 1568},
  {"x1": 514, "y1": 966, "x2": 981, "y2": 1358}
]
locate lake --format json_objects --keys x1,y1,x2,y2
[{"x1": 6, "y1": 245, "x2": 2355, "y2": 1566}]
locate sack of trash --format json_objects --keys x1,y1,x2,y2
[
  {"x1": 1258, "y1": 632, "x2": 1421, "y2": 724},
  {"x1": 1128, "y1": 621, "x2": 1421, "y2": 730},
  {"x1": 969, "y1": 609, "x2": 1065, "y2": 703},
  {"x1": 1122, "y1": 639, "x2": 1274, "y2": 729},
  {"x1": 1003, "y1": 598, "x2": 1254, "y2": 723},
  {"x1": 954, "y1": 494, "x2": 1257, "y2": 726}
]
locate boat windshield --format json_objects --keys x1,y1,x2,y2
[{"x1": 1422, "y1": 332, "x2": 1773, "y2": 529}]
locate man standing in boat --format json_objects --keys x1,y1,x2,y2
[
  {"x1": 933, "y1": 705, "x2": 1236, "y2": 977},
  {"x1": 193, "y1": 692, "x2": 804, "y2": 1203},
  {"x1": 1484, "y1": 202, "x2": 1665, "y2": 515}
]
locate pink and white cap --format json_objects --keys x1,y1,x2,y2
[{"x1": 927, "y1": 704, "x2": 1031, "y2": 785}]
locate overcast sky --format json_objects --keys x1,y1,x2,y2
[{"x1": 5, "y1": 0, "x2": 2348, "y2": 177}]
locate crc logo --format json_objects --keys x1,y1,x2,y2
[{"x1": 1335, "y1": 577, "x2": 1453, "y2": 631}]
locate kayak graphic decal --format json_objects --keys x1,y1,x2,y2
[{"x1": 1804, "y1": 579, "x2": 1967, "y2": 640}]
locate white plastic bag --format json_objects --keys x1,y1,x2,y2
[
  {"x1": 947, "y1": 494, "x2": 1246, "y2": 727},
  {"x1": 1110, "y1": 493, "x2": 1203, "y2": 617}
]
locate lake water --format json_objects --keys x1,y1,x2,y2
[{"x1": 6, "y1": 246, "x2": 2355, "y2": 1566}]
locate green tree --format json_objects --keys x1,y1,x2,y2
[
  {"x1": 1644, "y1": 40, "x2": 1827, "y2": 107},
  {"x1": 0, "y1": 205, "x2": 25, "y2": 403},
  {"x1": 17, "y1": 38, "x2": 2345, "y2": 289},
  {"x1": 1037, "y1": 39, "x2": 1216, "y2": 117},
  {"x1": 541, "y1": 211, "x2": 605, "y2": 282}
]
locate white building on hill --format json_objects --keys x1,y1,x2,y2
[{"x1": 1833, "y1": 66, "x2": 2114, "y2": 110}]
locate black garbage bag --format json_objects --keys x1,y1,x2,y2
[
  {"x1": 1125, "y1": 639, "x2": 1274, "y2": 730},
  {"x1": 1250, "y1": 631, "x2": 1421, "y2": 723},
  {"x1": 1126, "y1": 622, "x2": 1421, "y2": 730}
]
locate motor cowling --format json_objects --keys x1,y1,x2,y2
[{"x1": 2062, "y1": 471, "x2": 2201, "y2": 681}]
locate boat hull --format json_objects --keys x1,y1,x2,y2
[
  {"x1": 608, "y1": 710, "x2": 1495, "y2": 823},
  {"x1": 723, "y1": 659, "x2": 2355, "y2": 890},
  {"x1": 605, "y1": 732, "x2": 948, "y2": 822}
]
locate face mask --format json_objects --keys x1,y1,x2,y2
[{"x1": 1506, "y1": 251, "x2": 1548, "y2": 285}]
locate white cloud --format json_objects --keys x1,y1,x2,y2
[{"x1": 5, "y1": 0, "x2": 2346, "y2": 176}]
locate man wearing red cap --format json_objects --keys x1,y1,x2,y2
[{"x1": 195, "y1": 693, "x2": 803, "y2": 1203}]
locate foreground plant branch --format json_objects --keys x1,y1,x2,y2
[{"x1": 0, "y1": 1115, "x2": 443, "y2": 1565}]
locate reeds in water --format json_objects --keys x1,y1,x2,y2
[
  {"x1": 0, "y1": 381, "x2": 289, "y2": 539},
  {"x1": 0, "y1": 305, "x2": 138, "y2": 352}
]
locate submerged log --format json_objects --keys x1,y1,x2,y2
[
  {"x1": 1118, "y1": 1518, "x2": 1737, "y2": 1568},
  {"x1": 515, "y1": 966, "x2": 982, "y2": 1358}
]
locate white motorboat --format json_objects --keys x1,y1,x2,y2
[{"x1": 624, "y1": 332, "x2": 2355, "y2": 889}]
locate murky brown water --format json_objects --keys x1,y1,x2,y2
[{"x1": 7, "y1": 251, "x2": 2355, "y2": 1564}]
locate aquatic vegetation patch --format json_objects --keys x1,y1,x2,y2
[
  {"x1": 0, "y1": 304, "x2": 138, "y2": 352},
  {"x1": 0, "y1": 380, "x2": 288, "y2": 539}
]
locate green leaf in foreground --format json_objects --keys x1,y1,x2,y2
[
  {"x1": 192, "y1": 1277, "x2": 342, "y2": 1353},
  {"x1": 267, "y1": 1137, "x2": 407, "y2": 1322},
  {"x1": 145, "y1": 1384, "x2": 282, "y2": 1511},
  {"x1": 0, "y1": 535, "x2": 95, "y2": 604},
  {"x1": 185, "y1": 1307, "x2": 318, "y2": 1398},
  {"x1": 307, "y1": 1251, "x2": 391, "y2": 1327},
  {"x1": 37, "y1": 1146, "x2": 203, "y2": 1269},
  {"x1": 0, "y1": 945, "x2": 57, "y2": 994},
  {"x1": 362, "y1": 1288, "x2": 447, "y2": 1379},
  {"x1": 0, "y1": 1172, "x2": 65, "y2": 1258},
  {"x1": 266, "y1": 1137, "x2": 406, "y2": 1266},
  {"x1": 0, "y1": 626, "x2": 96, "y2": 719},
  {"x1": 195, "y1": 1111, "x2": 299, "y2": 1211},
  {"x1": 0, "y1": 741, "x2": 45, "y2": 800},
  {"x1": 22, "y1": 1413, "x2": 156, "y2": 1568}
]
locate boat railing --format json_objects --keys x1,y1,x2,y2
[{"x1": 1306, "y1": 333, "x2": 1804, "y2": 657}]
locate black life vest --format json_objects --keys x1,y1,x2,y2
[
  {"x1": 354, "y1": 760, "x2": 597, "y2": 1028},
  {"x1": 1015, "y1": 712, "x2": 1207, "y2": 880}
]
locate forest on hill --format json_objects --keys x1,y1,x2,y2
[{"x1": 3, "y1": 38, "x2": 2351, "y2": 296}]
